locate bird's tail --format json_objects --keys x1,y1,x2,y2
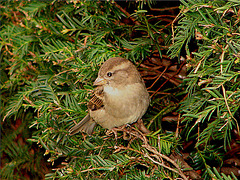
[{"x1": 69, "y1": 114, "x2": 96, "y2": 135}]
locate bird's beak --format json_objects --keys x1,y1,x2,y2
[{"x1": 93, "y1": 77, "x2": 107, "y2": 86}]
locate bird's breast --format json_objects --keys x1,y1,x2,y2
[
  {"x1": 103, "y1": 85, "x2": 122, "y2": 96},
  {"x1": 90, "y1": 83, "x2": 149, "y2": 129},
  {"x1": 103, "y1": 83, "x2": 149, "y2": 119}
]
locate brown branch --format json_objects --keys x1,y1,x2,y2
[
  {"x1": 113, "y1": 2, "x2": 141, "y2": 25},
  {"x1": 108, "y1": 126, "x2": 189, "y2": 179},
  {"x1": 147, "y1": 66, "x2": 168, "y2": 90},
  {"x1": 150, "y1": 62, "x2": 185, "y2": 98},
  {"x1": 143, "y1": 144, "x2": 188, "y2": 180},
  {"x1": 150, "y1": 6, "x2": 179, "y2": 12},
  {"x1": 170, "y1": 153, "x2": 202, "y2": 179}
]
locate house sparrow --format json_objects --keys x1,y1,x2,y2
[{"x1": 69, "y1": 57, "x2": 150, "y2": 135}]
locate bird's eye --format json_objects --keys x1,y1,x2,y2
[{"x1": 107, "y1": 72, "x2": 112, "y2": 77}]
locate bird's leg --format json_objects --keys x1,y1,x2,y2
[
  {"x1": 123, "y1": 124, "x2": 132, "y2": 140},
  {"x1": 106, "y1": 124, "x2": 131, "y2": 140},
  {"x1": 106, "y1": 128, "x2": 119, "y2": 140}
]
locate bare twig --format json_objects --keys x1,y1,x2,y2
[
  {"x1": 113, "y1": 2, "x2": 141, "y2": 25},
  {"x1": 147, "y1": 66, "x2": 168, "y2": 90},
  {"x1": 170, "y1": 153, "x2": 202, "y2": 179},
  {"x1": 150, "y1": 6, "x2": 179, "y2": 12},
  {"x1": 143, "y1": 144, "x2": 188, "y2": 180},
  {"x1": 110, "y1": 126, "x2": 189, "y2": 179}
]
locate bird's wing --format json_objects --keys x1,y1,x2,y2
[
  {"x1": 69, "y1": 86, "x2": 104, "y2": 135},
  {"x1": 69, "y1": 114, "x2": 96, "y2": 135},
  {"x1": 87, "y1": 86, "x2": 104, "y2": 111}
]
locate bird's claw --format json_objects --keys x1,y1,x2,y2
[{"x1": 106, "y1": 124, "x2": 132, "y2": 140}]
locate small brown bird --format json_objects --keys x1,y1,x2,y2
[{"x1": 69, "y1": 57, "x2": 150, "y2": 135}]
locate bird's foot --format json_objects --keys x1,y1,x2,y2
[
  {"x1": 106, "y1": 124, "x2": 132, "y2": 140},
  {"x1": 106, "y1": 128, "x2": 118, "y2": 140},
  {"x1": 106, "y1": 120, "x2": 149, "y2": 140}
]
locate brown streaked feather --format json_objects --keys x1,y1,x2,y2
[
  {"x1": 87, "y1": 86, "x2": 104, "y2": 110},
  {"x1": 69, "y1": 87, "x2": 104, "y2": 135},
  {"x1": 88, "y1": 93, "x2": 104, "y2": 111}
]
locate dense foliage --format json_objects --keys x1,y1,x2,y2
[
  {"x1": 169, "y1": 0, "x2": 240, "y2": 178},
  {"x1": 1, "y1": 0, "x2": 239, "y2": 179}
]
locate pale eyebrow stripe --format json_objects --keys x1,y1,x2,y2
[{"x1": 111, "y1": 61, "x2": 130, "y2": 72}]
